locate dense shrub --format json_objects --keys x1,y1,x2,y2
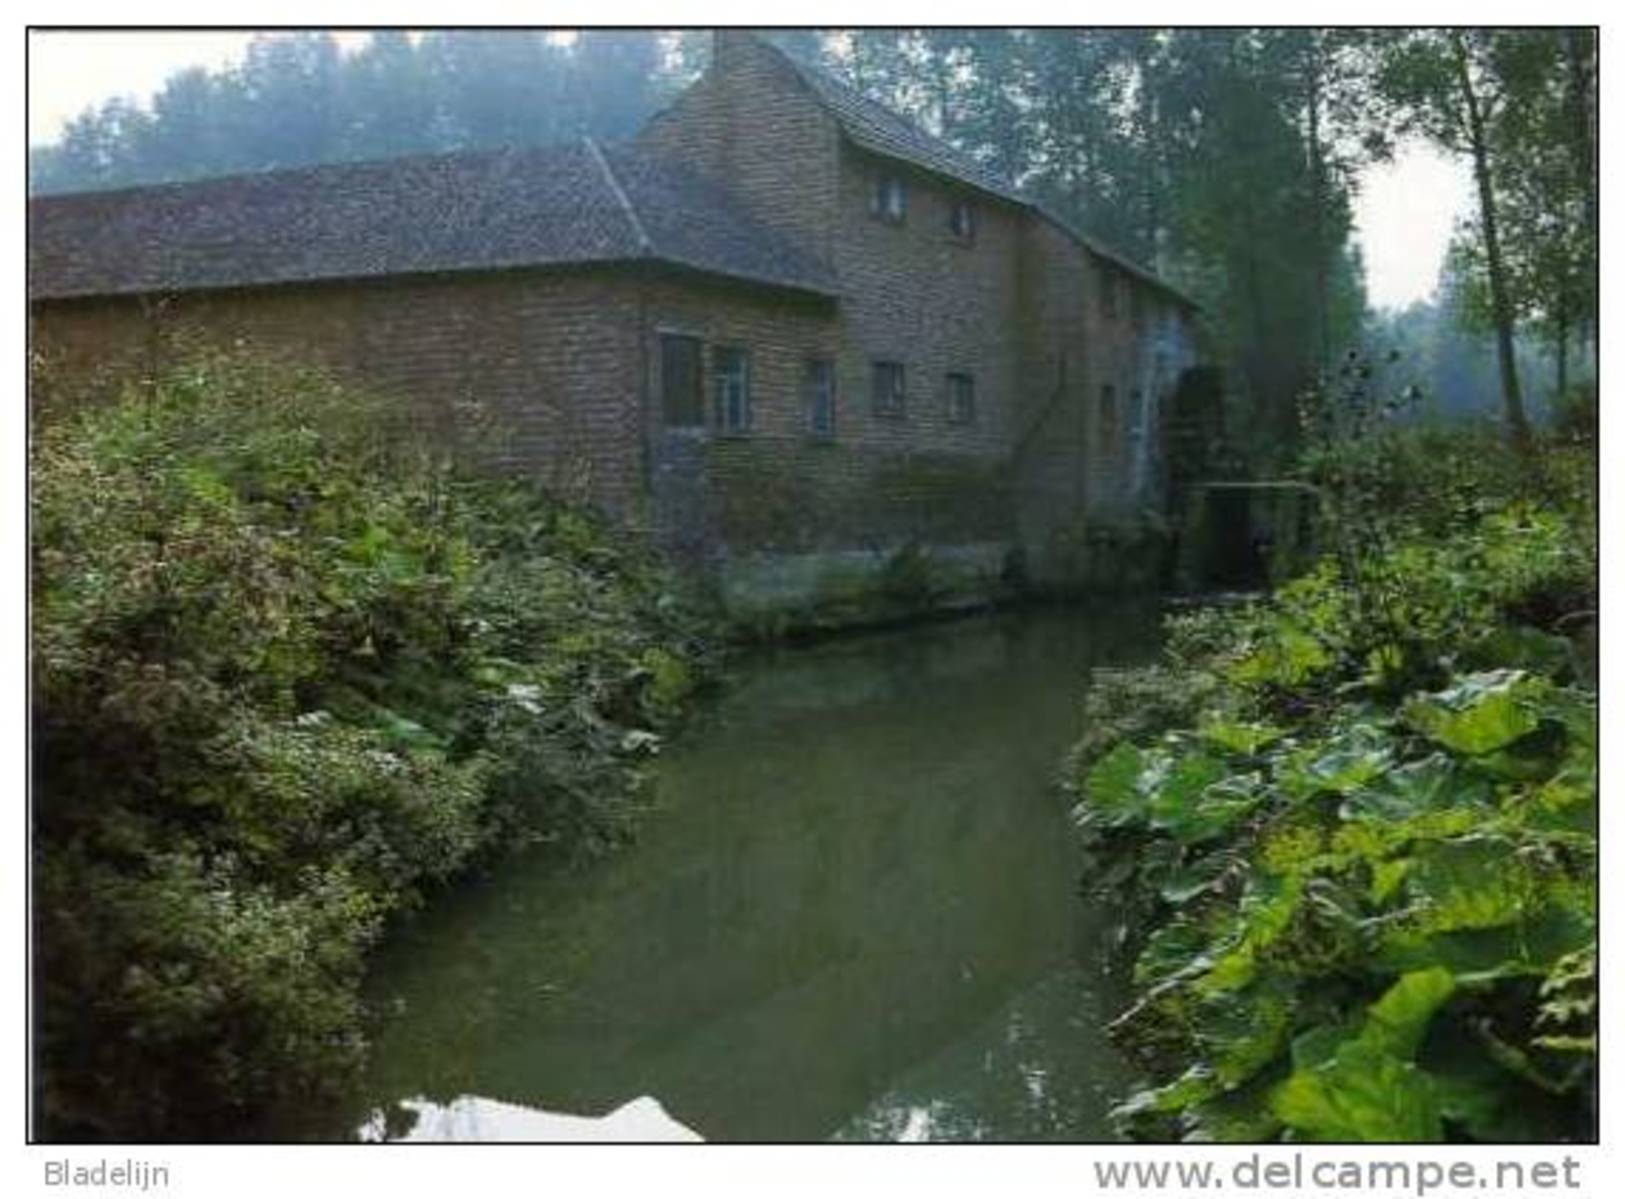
[
  {"x1": 1068, "y1": 409, "x2": 1597, "y2": 1142},
  {"x1": 32, "y1": 354, "x2": 714, "y2": 1139}
]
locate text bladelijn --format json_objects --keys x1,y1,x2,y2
[{"x1": 44, "y1": 1160, "x2": 170, "y2": 1191}]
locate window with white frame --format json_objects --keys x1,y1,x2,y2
[
  {"x1": 872, "y1": 360, "x2": 906, "y2": 417},
  {"x1": 804, "y1": 357, "x2": 836, "y2": 437},
  {"x1": 712, "y1": 346, "x2": 750, "y2": 433},
  {"x1": 870, "y1": 175, "x2": 906, "y2": 224}
]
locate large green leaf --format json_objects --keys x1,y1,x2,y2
[
  {"x1": 1290, "y1": 1021, "x2": 1356, "y2": 1071},
  {"x1": 1375, "y1": 909, "x2": 1592, "y2": 981},
  {"x1": 1083, "y1": 742, "x2": 1147, "y2": 826},
  {"x1": 1196, "y1": 975, "x2": 1296, "y2": 1087},
  {"x1": 1227, "y1": 624, "x2": 1332, "y2": 688},
  {"x1": 1135, "y1": 914, "x2": 1219, "y2": 986},
  {"x1": 1338, "y1": 753, "x2": 1490, "y2": 822},
  {"x1": 1273, "y1": 1041, "x2": 1443, "y2": 1141},
  {"x1": 1401, "y1": 670, "x2": 1545, "y2": 756},
  {"x1": 1197, "y1": 715, "x2": 1285, "y2": 756},
  {"x1": 1159, "y1": 849, "x2": 1238, "y2": 904},
  {"x1": 1405, "y1": 836, "x2": 1531, "y2": 933},
  {"x1": 1198, "y1": 873, "x2": 1304, "y2": 995},
  {"x1": 1271, "y1": 970, "x2": 1456, "y2": 1141},
  {"x1": 1111, "y1": 1065, "x2": 1219, "y2": 1124},
  {"x1": 1146, "y1": 751, "x2": 1230, "y2": 840},
  {"x1": 1089, "y1": 743, "x2": 1258, "y2": 844},
  {"x1": 1362, "y1": 967, "x2": 1456, "y2": 1058},
  {"x1": 1280, "y1": 724, "x2": 1395, "y2": 799}
]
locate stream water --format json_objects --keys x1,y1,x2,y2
[{"x1": 339, "y1": 603, "x2": 1164, "y2": 1143}]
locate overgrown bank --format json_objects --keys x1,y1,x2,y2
[
  {"x1": 31, "y1": 356, "x2": 715, "y2": 1140},
  {"x1": 1067, "y1": 402, "x2": 1597, "y2": 1142}
]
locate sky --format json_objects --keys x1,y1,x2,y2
[
  {"x1": 1351, "y1": 142, "x2": 1473, "y2": 313},
  {"x1": 26, "y1": 28, "x2": 1472, "y2": 311}
]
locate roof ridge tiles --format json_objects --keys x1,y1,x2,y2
[{"x1": 584, "y1": 136, "x2": 654, "y2": 256}]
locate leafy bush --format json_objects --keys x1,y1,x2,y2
[
  {"x1": 32, "y1": 354, "x2": 715, "y2": 1138},
  {"x1": 1069, "y1": 408, "x2": 1596, "y2": 1143}
]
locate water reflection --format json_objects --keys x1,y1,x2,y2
[
  {"x1": 831, "y1": 969, "x2": 1133, "y2": 1141},
  {"x1": 359, "y1": 1095, "x2": 701, "y2": 1142},
  {"x1": 344, "y1": 606, "x2": 1160, "y2": 1142}
]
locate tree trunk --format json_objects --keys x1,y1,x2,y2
[
  {"x1": 1306, "y1": 37, "x2": 1331, "y2": 377},
  {"x1": 1564, "y1": 29, "x2": 1596, "y2": 243},
  {"x1": 1136, "y1": 44, "x2": 1161, "y2": 266},
  {"x1": 1564, "y1": 28, "x2": 1596, "y2": 348},
  {"x1": 1555, "y1": 298, "x2": 1569, "y2": 399},
  {"x1": 1452, "y1": 32, "x2": 1530, "y2": 447}
]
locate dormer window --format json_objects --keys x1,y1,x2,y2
[
  {"x1": 871, "y1": 175, "x2": 906, "y2": 224},
  {"x1": 949, "y1": 199, "x2": 976, "y2": 241}
]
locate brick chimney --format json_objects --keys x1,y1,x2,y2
[{"x1": 712, "y1": 29, "x2": 758, "y2": 74}]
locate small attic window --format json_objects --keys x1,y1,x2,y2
[
  {"x1": 871, "y1": 175, "x2": 906, "y2": 224},
  {"x1": 949, "y1": 199, "x2": 976, "y2": 241}
]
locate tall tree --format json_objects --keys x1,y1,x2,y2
[
  {"x1": 1280, "y1": 30, "x2": 1377, "y2": 377},
  {"x1": 1375, "y1": 30, "x2": 1532, "y2": 445}
]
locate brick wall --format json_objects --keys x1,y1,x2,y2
[
  {"x1": 638, "y1": 35, "x2": 841, "y2": 270},
  {"x1": 637, "y1": 38, "x2": 1031, "y2": 562},
  {"x1": 31, "y1": 268, "x2": 649, "y2": 518},
  {"x1": 639, "y1": 32, "x2": 1205, "y2": 554},
  {"x1": 1078, "y1": 269, "x2": 1200, "y2": 518},
  {"x1": 32, "y1": 32, "x2": 1205, "y2": 598},
  {"x1": 1011, "y1": 218, "x2": 1093, "y2": 577},
  {"x1": 634, "y1": 272, "x2": 1015, "y2": 558},
  {"x1": 644, "y1": 50, "x2": 1030, "y2": 468},
  {"x1": 830, "y1": 144, "x2": 1024, "y2": 465}
]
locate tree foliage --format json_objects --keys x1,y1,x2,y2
[
  {"x1": 29, "y1": 31, "x2": 680, "y2": 193},
  {"x1": 1371, "y1": 29, "x2": 1597, "y2": 444}
]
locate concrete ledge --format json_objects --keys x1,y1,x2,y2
[{"x1": 717, "y1": 540, "x2": 1013, "y2": 634}]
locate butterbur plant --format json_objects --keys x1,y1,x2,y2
[
  {"x1": 1069, "y1": 382, "x2": 1596, "y2": 1141},
  {"x1": 1081, "y1": 669, "x2": 1595, "y2": 1142}
]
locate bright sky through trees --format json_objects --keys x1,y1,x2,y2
[
  {"x1": 1353, "y1": 140, "x2": 1474, "y2": 312},
  {"x1": 28, "y1": 29, "x2": 1471, "y2": 310}
]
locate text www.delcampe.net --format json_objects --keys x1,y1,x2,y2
[{"x1": 1092, "y1": 1152, "x2": 1584, "y2": 1197}]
